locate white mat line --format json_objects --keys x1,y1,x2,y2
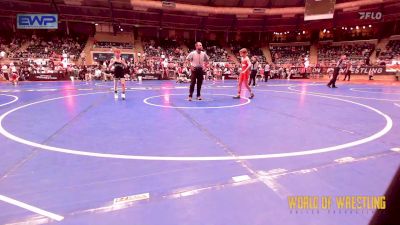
[{"x1": 0, "y1": 195, "x2": 64, "y2": 222}]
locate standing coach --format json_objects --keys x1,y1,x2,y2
[{"x1": 186, "y1": 42, "x2": 210, "y2": 101}]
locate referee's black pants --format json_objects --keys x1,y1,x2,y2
[
  {"x1": 328, "y1": 67, "x2": 339, "y2": 87},
  {"x1": 189, "y1": 67, "x2": 204, "y2": 97},
  {"x1": 249, "y1": 70, "x2": 257, "y2": 86}
]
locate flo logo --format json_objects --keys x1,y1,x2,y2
[{"x1": 359, "y1": 12, "x2": 382, "y2": 20}]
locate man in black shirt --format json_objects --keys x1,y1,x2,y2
[
  {"x1": 248, "y1": 56, "x2": 258, "y2": 87},
  {"x1": 327, "y1": 54, "x2": 347, "y2": 88}
]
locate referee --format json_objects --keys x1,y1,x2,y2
[
  {"x1": 327, "y1": 54, "x2": 347, "y2": 88},
  {"x1": 186, "y1": 42, "x2": 210, "y2": 101},
  {"x1": 248, "y1": 56, "x2": 258, "y2": 87}
]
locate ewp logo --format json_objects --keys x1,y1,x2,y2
[
  {"x1": 17, "y1": 14, "x2": 58, "y2": 29},
  {"x1": 359, "y1": 12, "x2": 382, "y2": 20}
]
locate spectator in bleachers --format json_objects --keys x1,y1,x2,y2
[
  {"x1": 270, "y1": 45, "x2": 310, "y2": 67},
  {"x1": 378, "y1": 40, "x2": 400, "y2": 65}
]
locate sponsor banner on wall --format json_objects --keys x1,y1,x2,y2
[
  {"x1": 350, "y1": 66, "x2": 388, "y2": 75},
  {"x1": 306, "y1": 66, "x2": 394, "y2": 75},
  {"x1": 225, "y1": 74, "x2": 239, "y2": 79},
  {"x1": 17, "y1": 14, "x2": 58, "y2": 29},
  {"x1": 29, "y1": 73, "x2": 67, "y2": 81},
  {"x1": 139, "y1": 73, "x2": 161, "y2": 80},
  {"x1": 92, "y1": 53, "x2": 134, "y2": 62}
]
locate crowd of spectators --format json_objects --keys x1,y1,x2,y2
[
  {"x1": 1, "y1": 58, "x2": 62, "y2": 81},
  {"x1": 376, "y1": 40, "x2": 400, "y2": 65},
  {"x1": 9, "y1": 34, "x2": 87, "y2": 61},
  {"x1": 190, "y1": 40, "x2": 229, "y2": 62},
  {"x1": 0, "y1": 33, "x2": 88, "y2": 82},
  {"x1": 138, "y1": 39, "x2": 185, "y2": 79},
  {"x1": 229, "y1": 41, "x2": 266, "y2": 63},
  {"x1": 2, "y1": 33, "x2": 400, "y2": 83},
  {"x1": 142, "y1": 39, "x2": 186, "y2": 62},
  {"x1": 270, "y1": 45, "x2": 310, "y2": 67},
  {"x1": 318, "y1": 42, "x2": 374, "y2": 67},
  {"x1": 0, "y1": 36, "x2": 23, "y2": 58}
]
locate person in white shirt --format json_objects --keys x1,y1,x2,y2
[
  {"x1": 162, "y1": 59, "x2": 169, "y2": 79},
  {"x1": 223, "y1": 66, "x2": 231, "y2": 80},
  {"x1": 9, "y1": 65, "x2": 19, "y2": 85},
  {"x1": 94, "y1": 67, "x2": 102, "y2": 80},
  {"x1": 223, "y1": 67, "x2": 231, "y2": 76},
  {"x1": 264, "y1": 63, "x2": 271, "y2": 82}
]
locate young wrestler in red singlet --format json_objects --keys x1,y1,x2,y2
[{"x1": 233, "y1": 48, "x2": 254, "y2": 99}]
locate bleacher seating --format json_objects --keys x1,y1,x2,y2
[
  {"x1": 10, "y1": 34, "x2": 86, "y2": 60},
  {"x1": 318, "y1": 42, "x2": 374, "y2": 67},
  {"x1": 229, "y1": 41, "x2": 266, "y2": 63},
  {"x1": 377, "y1": 40, "x2": 400, "y2": 65},
  {"x1": 270, "y1": 45, "x2": 310, "y2": 66}
]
